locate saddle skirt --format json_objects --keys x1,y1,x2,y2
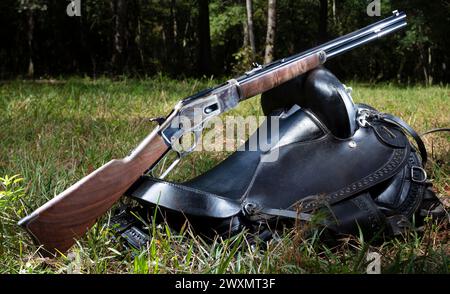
[{"x1": 112, "y1": 68, "x2": 444, "y2": 248}]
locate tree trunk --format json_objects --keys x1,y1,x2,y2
[
  {"x1": 427, "y1": 46, "x2": 433, "y2": 85},
  {"x1": 246, "y1": 0, "x2": 256, "y2": 56},
  {"x1": 419, "y1": 47, "x2": 428, "y2": 85},
  {"x1": 133, "y1": 0, "x2": 145, "y2": 70},
  {"x1": 26, "y1": 9, "x2": 34, "y2": 78},
  {"x1": 319, "y1": 0, "x2": 328, "y2": 42},
  {"x1": 171, "y1": 0, "x2": 178, "y2": 43},
  {"x1": 78, "y1": 11, "x2": 93, "y2": 75},
  {"x1": 163, "y1": 0, "x2": 175, "y2": 59},
  {"x1": 197, "y1": 0, "x2": 213, "y2": 75},
  {"x1": 243, "y1": 20, "x2": 249, "y2": 47},
  {"x1": 169, "y1": 0, "x2": 180, "y2": 69},
  {"x1": 111, "y1": 0, "x2": 128, "y2": 74},
  {"x1": 137, "y1": 19, "x2": 145, "y2": 69},
  {"x1": 264, "y1": 0, "x2": 276, "y2": 64},
  {"x1": 332, "y1": 0, "x2": 336, "y2": 23}
]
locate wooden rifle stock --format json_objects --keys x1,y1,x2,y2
[{"x1": 18, "y1": 129, "x2": 168, "y2": 256}]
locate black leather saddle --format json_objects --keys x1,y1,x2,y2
[{"x1": 112, "y1": 68, "x2": 445, "y2": 248}]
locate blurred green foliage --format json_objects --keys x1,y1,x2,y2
[{"x1": 0, "y1": 0, "x2": 449, "y2": 83}]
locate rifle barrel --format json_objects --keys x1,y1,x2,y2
[
  {"x1": 238, "y1": 11, "x2": 407, "y2": 84},
  {"x1": 326, "y1": 18, "x2": 407, "y2": 58}
]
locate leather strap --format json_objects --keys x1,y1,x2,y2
[
  {"x1": 245, "y1": 193, "x2": 387, "y2": 236},
  {"x1": 128, "y1": 177, "x2": 242, "y2": 219},
  {"x1": 420, "y1": 127, "x2": 450, "y2": 136},
  {"x1": 242, "y1": 203, "x2": 313, "y2": 222},
  {"x1": 380, "y1": 113, "x2": 427, "y2": 165}
]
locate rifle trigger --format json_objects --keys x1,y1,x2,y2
[{"x1": 148, "y1": 116, "x2": 165, "y2": 125}]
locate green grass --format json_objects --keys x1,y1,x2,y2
[{"x1": 0, "y1": 77, "x2": 448, "y2": 274}]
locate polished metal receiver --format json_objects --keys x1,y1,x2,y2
[{"x1": 153, "y1": 79, "x2": 242, "y2": 178}]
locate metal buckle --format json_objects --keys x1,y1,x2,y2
[
  {"x1": 357, "y1": 110, "x2": 371, "y2": 127},
  {"x1": 243, "y1": 202, "x2": 261, "y2": 216},
  {"x1": 356, "y1": 108, "x2": 380, "y2": 128},
  {"x1": 242, "y1": 202, "x2": 268, "y2": 222},
  {"x1": 411, "y1": 166, "x2": 427, "y2": 183}
]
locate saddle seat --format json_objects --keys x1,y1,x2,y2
[{"x1": 123, "y1": 68, "x2": 434, "y2": 241}]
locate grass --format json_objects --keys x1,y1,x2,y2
[{"x1": 0, "y1": 77, "x2": 448, "y2": 274}]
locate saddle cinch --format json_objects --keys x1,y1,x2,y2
[{"x1": 112, "y1": 68, "x2": 445, "y2": 248}]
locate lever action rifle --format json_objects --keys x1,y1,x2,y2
[{"x1": 19, "y1": 11, "x2": 407, "y2": 256}]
